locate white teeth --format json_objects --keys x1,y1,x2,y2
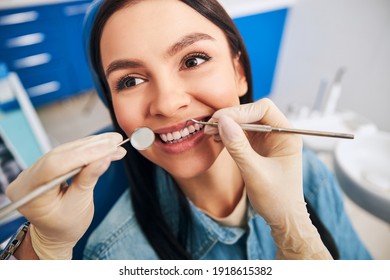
[
  {"x1": 173, "y1": 131, "x2": 181, "y2": 140},
  {"x1": 188, "y1": 125, "x2": 195, "y2": 133},
  {"x1": 181, "y1": 127, "x2": 189, "y2": 137},
  {"x1": 194, "y1": 123, "x2": 200, "y2": 130},
  {"x1": 159, "y1": 122, "x2": 204, "y2": 143}
]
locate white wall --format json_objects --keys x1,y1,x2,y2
[{"x1": 271, "y1": 0, "x2": 390, "y2": 132}]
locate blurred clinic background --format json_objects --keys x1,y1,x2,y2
[{"x1": 0, "y1": 0, "x2": 389, "y2": 259}]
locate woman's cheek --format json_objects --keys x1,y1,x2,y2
[
  {"x1": 187, "y1": 68, "x2": 241, "y2": 108},
  {"x1": 112, "y1": 98, "x2": 141, "y2": 137}
]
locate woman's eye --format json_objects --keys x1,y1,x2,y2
[
  {"x1": 116, "y1": 76, "x2": 145, "y2": 91},
  {"x1": 181, "y1": 53, "x2": 210, "y2": 70}
]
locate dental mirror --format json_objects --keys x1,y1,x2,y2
[{"x1": 130, "y1": 127, "x2": 155, "y2": 150}]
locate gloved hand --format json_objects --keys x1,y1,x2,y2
[
  {"x1": 205, "y1": 99, "x2": 332, "y2": 259},
  {"x1": 6, "y1": 132, "x2": 126, "y2": 259}
]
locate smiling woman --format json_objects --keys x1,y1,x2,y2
[
  {"x1": 3, "y1": 0, "x2": 371, "y2": 261},
  {"x1": 97, "y1": 0, "x2": 249, "y2": 182}
]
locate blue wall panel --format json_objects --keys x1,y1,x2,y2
[{"x1": 234, "y1": 9, "x2": 288, "y2": 101}]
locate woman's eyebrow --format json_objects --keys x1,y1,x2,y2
[
  {"x1": 167, "y1": 32, "x2": 215, "y2": 57},
  {"x1": 105, "y1": 59, "x2": 143, "y2": 78}
]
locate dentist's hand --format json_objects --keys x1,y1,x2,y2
[
  {"x1": 6, "y1": 133, "x2": 126, "y2": 259},
  {"x1": 205, "y1": 99, "x2": 332, "y2": 259}
]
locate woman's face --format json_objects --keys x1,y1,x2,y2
[{"x1": 100, "y1": 0, "x2": 247, "y2": 179}]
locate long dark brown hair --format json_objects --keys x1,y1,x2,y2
[{"x1": 89, "y1": 0, "x2": 253, "y2": 259}]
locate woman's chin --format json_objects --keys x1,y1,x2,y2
[
  {"x1": 162, "y1": 157, "x2": 216, "y2": 180},
  {"x1": 158, "y1": 147, "x2": 224, "y2": 180}
]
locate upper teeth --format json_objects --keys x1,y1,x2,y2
[{"x1": 160, "y1": 123, "x2": 203, "y2": 143}]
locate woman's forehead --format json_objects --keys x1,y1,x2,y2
[
  {"x1": 100, "y1": 0, "x2": 227, "y2": 64},
  {"x1": 103, "y1": 0, "x2": 214, "y2": 28}
]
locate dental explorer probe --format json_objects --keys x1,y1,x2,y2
[
  {"x1": 189, "y1": 119, "x2": 354, "y2": 139},
  {"x1": 0, "y1": 138, "x2": 131, "y2": 221}
]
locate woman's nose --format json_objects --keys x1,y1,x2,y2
[{"x1": 149, "y1": 78, "x2": 191, "y2": 117}]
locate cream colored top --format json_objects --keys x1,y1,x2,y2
[{"x1": 202, "y1": 189, "x2": 247, "y2": 228}]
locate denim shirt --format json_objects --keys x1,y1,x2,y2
[{"x1": 83, "y1": 149, "x2": 371, "y2": 260}]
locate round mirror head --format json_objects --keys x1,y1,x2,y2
[{"x1": 130, "y1": 127, "x2": 155, "y2": 150}]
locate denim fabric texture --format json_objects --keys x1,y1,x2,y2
[{"x1": 83, "y1": 148, "x2": 372, "y2": 260}]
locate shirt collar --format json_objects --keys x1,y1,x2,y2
[{"x1": 155, "y1": 167, "x2": 248, "y2": 259}]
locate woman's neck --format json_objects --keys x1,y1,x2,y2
[{"x1": 174, "y1": 148, "x2": 244, "y2": 218}]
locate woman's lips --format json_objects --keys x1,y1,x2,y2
[{"x1": 153, "y1": 116, "x2": 210, "y2": 154}]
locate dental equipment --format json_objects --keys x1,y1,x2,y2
[
  {"x1": 130, "y1": 127, "x2": 155, "y2": 150},
  {"x1": 189, "y1": 119, "x2": 354, "y2": 139}
]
